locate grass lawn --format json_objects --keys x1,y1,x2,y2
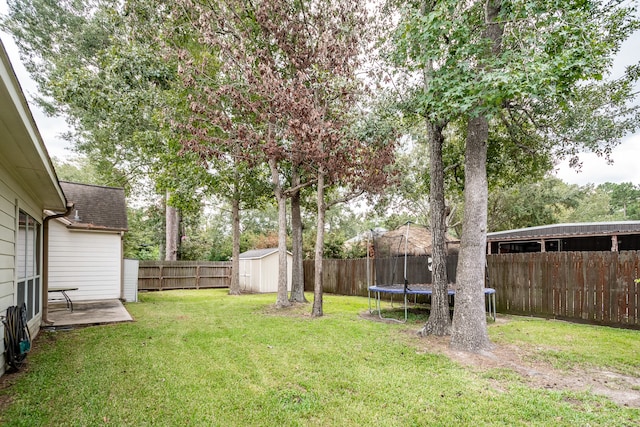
[{"x1": 0, "y1": 289, "x2": 639, "y2": 426}]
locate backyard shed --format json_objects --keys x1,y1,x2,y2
[
  {"x1": 47, "y1": 181, "x2": 128, "y2": 301},
  {"x1": 239, "y1": 248, "x2": 292, "y2": 293}
]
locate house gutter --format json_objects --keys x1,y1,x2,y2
[{"x1": 42, "y1": 202, "x2": 74, "y2": 325}]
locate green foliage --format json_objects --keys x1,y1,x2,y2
[
  {"x1": 3, "y1": 0, "x2": 212, "y2": 210},
  {"x1": 123, "y1": 206, "x2": 163, "y2": 260},
  {"x1": 178, "y1": 233, "x2": 212, "y2": 261},
  {"x1": 51, "y1": 156, "x2": 107, "y2": 187},
  {"x1": 488, "y1": 177, "x2": 582, "y2": 231},
  {"x1": 488, "y1": 179, "x2": 640, "y2": 231},
  {"x1": 386, "y1": 0, "x2": 640, "y2": 220},
  {"x1": 342, "y1": 242, "x2": 368, "y2": 259},
  {"x1": 558, "y1": 185, "x2": 617, "y2": 223},
  {"x1": 393, "y1": 0, "x2": 639, "y2": 122},
  {"x1": 379, "y1": 132, "x2": 431, "y2": 224},
  {"x1": 598, "y1": 182, "x2": 640, "y2": 220}
]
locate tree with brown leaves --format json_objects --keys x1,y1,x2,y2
[{"x1": 174, "y1": 0, "x2": 396, "y2": 313}]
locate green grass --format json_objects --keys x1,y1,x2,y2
[
  {"x1": 0, "y1": 290, "x2": 638, "y2": 426},
  {"x1": 490, "y1": 316, "x2": 640, "y2": 376}
]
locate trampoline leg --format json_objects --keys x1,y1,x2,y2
[
  {"x1": 484, "y1": 292, "x2": 489, "y2": 320},
  {"x1": 492, "y1": 293, "x2": 496, "y2": 321},
  {"x1": 489, "y1": 295, "x2": 496, "y2": 322},
  {"x1": 485, "y1": 291, "x2": 496, "y2": 321},
  {"x1": 404, "y1": 293, "x2": 408, "y2": 322},
  {"x1": 374, "y1": 291, "x2": 407, "y2": 324}
]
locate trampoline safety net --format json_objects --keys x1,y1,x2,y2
[{"x1": 371, "y1": 223, "x2": 452, "y2": 288}]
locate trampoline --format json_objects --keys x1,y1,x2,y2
[
  {"x1": 366, "y1": 223, "x2": 496, "y2": 323},
  {"x1": 368, "y1": 284, "x2": 496, "y2": 322}
]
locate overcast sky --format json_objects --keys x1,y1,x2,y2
[
  {"x1": 554, "y1": 26, "x2": 640, "y2": 186},
  {"x1": 0, "y1": 2, "x2": 638, "y2": 186}
]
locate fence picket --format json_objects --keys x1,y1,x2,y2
[{"x1": 138, "y1": 261, "x2": 231, "y2": 290}]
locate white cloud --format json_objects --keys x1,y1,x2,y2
[
  {"x1": 554, "y1": 133, "x2": 640, "y2": 186},
  {"x1": 554, "y1": 24, "x2": 640, "y2": 187}
]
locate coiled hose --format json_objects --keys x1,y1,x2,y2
[{"x1": 2, "y1": 304, "x2": 31, "y2": 370}]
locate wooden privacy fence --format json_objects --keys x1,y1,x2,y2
[
  {"x1": 487, "y1": 251, "x2": 640, "y2": 327},
  {"x1": 304, "y1": 258, "x2": 372, "y2": 297},
  {"x1": 303, "y1": 256, "x2": 458, "y2": 297},
  {"x1": 304, "y1": 251, "x2": 640, "y2": 328},
  {"x1": 138, "y1": 261, "x2": 231, "y2": 291}
]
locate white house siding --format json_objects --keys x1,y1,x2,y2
[
  {"x1": 0, "y1": 178, "x2": 16, "y2": 316},
  {"x1": 48, "y1": 220, "x2": 122, "y2": 301},
  {"x1": 0, "y1": 169, "x2": 48, "y2": 375}
]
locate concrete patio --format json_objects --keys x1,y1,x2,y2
[{"x1": 46, "y1": 299, "x2": 133, "y2": 328}]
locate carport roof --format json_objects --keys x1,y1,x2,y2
[{"x1": 487, "y1": 221, "x2": 640, "y2": 242}]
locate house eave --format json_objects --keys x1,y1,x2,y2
[
  {"x1": 66, "y1": 223, "x2": 128, "y2": 233},
  {"x1": 0, "y1": 42, "x2": 66, "y2": 212}
]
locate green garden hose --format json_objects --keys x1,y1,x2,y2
[{"x1": 2, "y1": 304, "x2": 31, "y2": 370}]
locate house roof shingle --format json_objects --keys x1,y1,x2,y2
[{"x1": 59, "y1": 181, "x2": 128, "y2": 232}]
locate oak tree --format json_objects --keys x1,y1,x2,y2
[{"x1": 391, "y1": 0, "x2": 639, "y2": 351}]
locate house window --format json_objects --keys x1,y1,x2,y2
[{"x1": 16, "y1": 211, "x2": 41, "y2": 321}]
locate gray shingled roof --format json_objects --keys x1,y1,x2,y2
[
  {"x1": 239, "y1": 248, "x2": 291, "y2": 259},
  {"x1": 59, "y1": 181, "x2": 128, "y2": 231},
  {"x1": 487, "y1": 221, "x2": 640, "y2": 241}
]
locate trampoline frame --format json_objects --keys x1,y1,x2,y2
[{"x1": 368, "y1": 284, "x2": 496, "y2": 323}]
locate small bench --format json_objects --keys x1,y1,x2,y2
[{"x1": 48, "y1": 287, "x2": 79, "y2": 312}]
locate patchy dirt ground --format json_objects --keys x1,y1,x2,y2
[{"x1": 361, "y1": 312, "x2": 640, "y2": 408}]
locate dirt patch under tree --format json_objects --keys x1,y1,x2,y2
[{"x1": 361, "y1": 311, "x2": 640, "y2": 408}]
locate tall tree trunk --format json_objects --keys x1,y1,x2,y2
[
  {"x1": 229, "y1": 196, "x2": 241, "y2": 295},
  {"x1": 450, "y1": 0, "x2": 503, "y2": 353},
  {"x1": 269, "y1": 158, "x2": 290, "y2": 308},
  {"x1": 311, "y1": 168, "x2": 326, "y2": 317},
  {"x1": 450, "y1": 116, "x2": 491, "y2": 351},
  {"x1": 417, "y1": 0, "x2": 450, "y2": 336},
  {"x1": 165, "y1": 190, "x2": 179, "y2": 261},
  {"x1": 290, "y1": 167, "x2": 307, "y2": 303},
  {"x1": 420, "y1": 122, "x2": 451, "y2": 336}
]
